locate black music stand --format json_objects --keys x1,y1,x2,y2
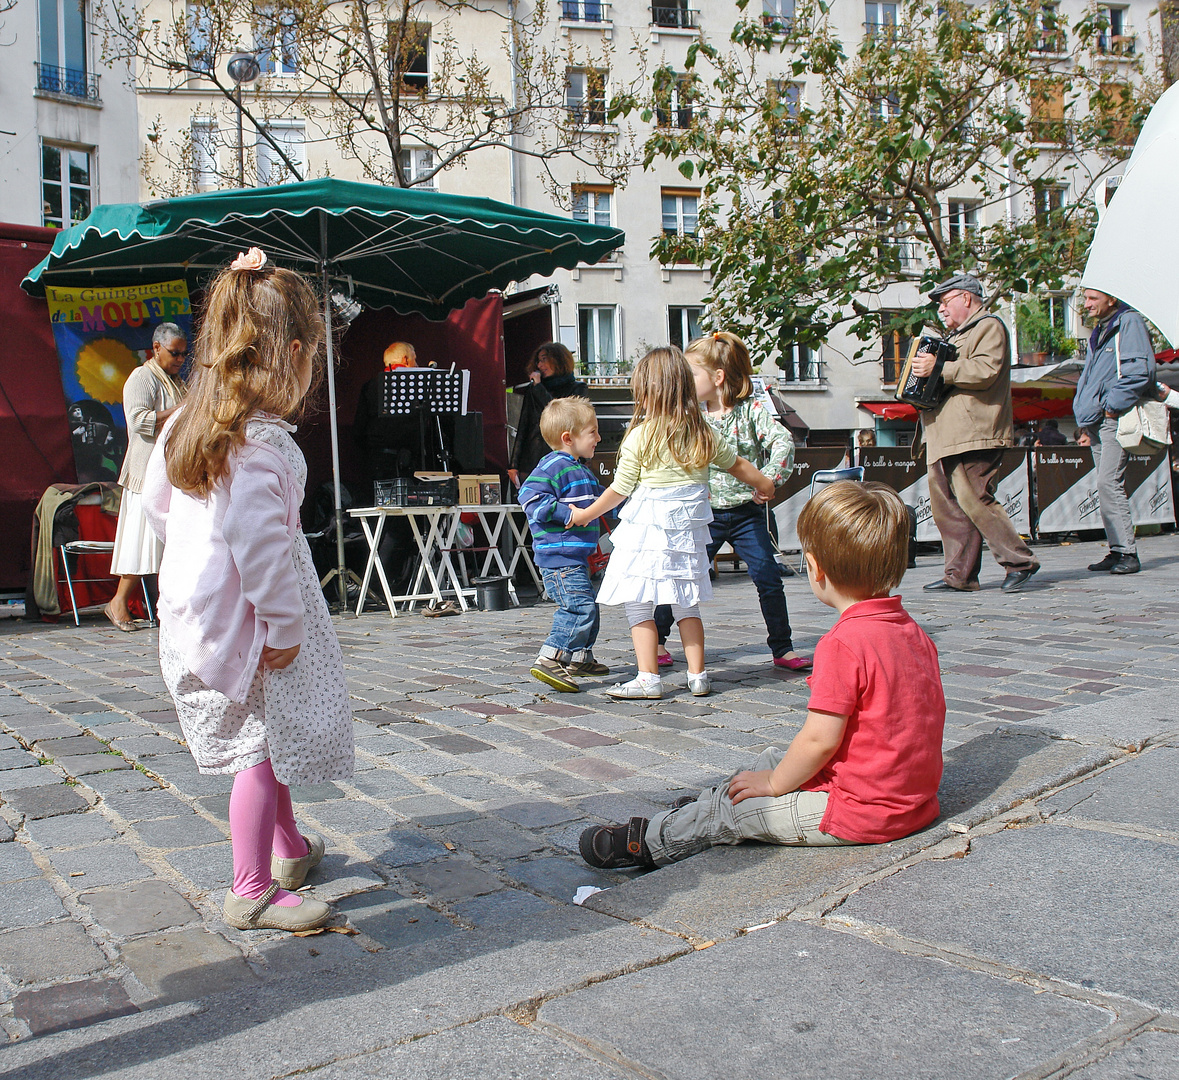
[{"x1": 379, "y1": 368, "x2": 469, "y2": 473}]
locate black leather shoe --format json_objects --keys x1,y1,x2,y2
[
  {"x1": 1110, "y1": 553, "x2": 1141, "y2": 575},
  {"x1": 1001, "y1": 565, "x2": 1039, "y2": 592},
  {"x1": 1088, "y1": 552, "x2": 1119, "y2": 572},
  {"x1": 924, "y1": 580, "x2": 959, "y2": 591}
]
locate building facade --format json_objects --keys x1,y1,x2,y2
[
  {"x1": 0, "y1": 0, "x2": 141, "y2": 230},
  {"x1": 7, "y1": 0, "x2": 1163, "y2": 443}
]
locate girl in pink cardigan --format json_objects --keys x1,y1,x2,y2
[{"x1": 144, "y1": 250, "x2": 353, "y2": 933}]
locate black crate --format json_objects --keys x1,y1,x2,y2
[{"x1": 374, "y1": 477, "x2": 459, "y2": 507}]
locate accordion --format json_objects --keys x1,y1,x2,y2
[{"x1": 895, "y1": 335, "x2": 956, "y2": 411}]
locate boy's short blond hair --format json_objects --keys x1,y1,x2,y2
[
  {"x1": 539, "y1": 396, "x2": 597, "y2": 450},
  {"x1": 796, "y1": 481, "x2": 909, "y2": 598}
]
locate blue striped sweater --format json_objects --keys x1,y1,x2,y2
[{"x1": 519, "y1": 451, "x2": 601, "y2": 567}]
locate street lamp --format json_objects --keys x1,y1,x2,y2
[{"x1": 227, "y1": 52, "x2": 261, "y2": 186}]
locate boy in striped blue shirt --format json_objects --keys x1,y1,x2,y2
[{"x1": 519, "y1": 397, "x2": 609, "y2": 692}]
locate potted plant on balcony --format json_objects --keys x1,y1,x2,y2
[
  {"x1": 1016, "y1": 297, "x2": 1053, "y2": 366},
  {"x1": 1046, "y1": 326, "x2": 1076, "y2": 363}
]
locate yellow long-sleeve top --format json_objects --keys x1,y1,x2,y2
[{"x1": 611, "y1": 420, "x2": 738, "y2": 496}]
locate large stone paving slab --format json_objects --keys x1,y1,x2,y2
[
  {"x1": 1040, "y1": 744, "x2": 1179, "y2": 834},
  {"x1": 1065, "y1": 1030, "x2": 1179, "y2": 1079},
  {"x1": 540, "y1": 920, "x2": 1113, "y2": 1080},
  {"x1": 306, "y1": 1016, "x2": 629, "y2": 1079},
  {"x1": 838, "y1": 820, "x2": 1179, "y2": 1013}
]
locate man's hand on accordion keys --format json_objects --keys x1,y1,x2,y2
[{"x1": 910, "y1": 349, "x2": 938, "y2": 379}]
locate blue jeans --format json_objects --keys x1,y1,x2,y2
[
  {"x1": 655, "y1": 501, "x2": 793, "y2": 657},
  {"x1": 539, "y1": 564, "x2": 600, "y2": 662}
]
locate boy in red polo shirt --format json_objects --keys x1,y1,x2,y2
[{"x1": 580, "y1": 481, "x2": 945, "y2": 868}]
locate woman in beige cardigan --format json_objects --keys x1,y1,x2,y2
[{"x1": 105, "y1": 323, "x2": 187, "y2": 631}]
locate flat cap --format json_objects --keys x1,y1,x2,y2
[{"x1": 929, "y1": 273, "x2": 984, "y2": 301}]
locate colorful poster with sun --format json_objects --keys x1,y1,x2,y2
[{"x1": 45, "y1": 280, "x2": 192, "y2": 482}]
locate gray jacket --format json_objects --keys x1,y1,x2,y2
[{"x1": 1073, "y1": 306, "x2": 1155, "y2": 427}]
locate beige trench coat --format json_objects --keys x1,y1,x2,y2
[{"x1": 916, "y1": 308, "x2": 1014, "y2": 466}]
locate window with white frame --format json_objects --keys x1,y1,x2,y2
[
  {"x1": 869, "y1": 91, "x2": 901, "y2": 124},
  {"x1": 399, "y1": 148, "x2": 436, "y2": 188},
  {"x1": 562, "y1": 0, "x2": 606, "y2": 22},
  {"x1": 1097, "y1": 4, "x2": 1132, "y2": 52},
  {"x1": 661, "y1": 189, "x2": 699, "y2": 236},
  {"x1": 566, "y1": 68, "x2": 607, "y2": 126},
  {"x1": 668, "y1": 306, "x2": 703, "y2": 349},
  {"x1": 1034, "y1": 182, "x2": 1067, "y2": 225},
  {"x1": 1035, "y1": 3, "x2": 1065, "y2": 51},
  {"x1": 864, "y1": 1, "x2": 897, "y2": 35},
  {"x1": 1045, "y1": 293, "x2": 1070, "y2": 334},
  {"x1": 395, "y1": 23, "x2": 429, "y2": 90},
  {"x1": 572, "y1": 185, "x2": 612, "y2": 227},
  {"x1": 41, "y1": 143, "x2": 93, "y2": 229},
  {"x1": 191, "y1": 119, "x2": 221, "y2": 190},
  {"x1": 256, "y1": 7, "x2": 298, "y2": 76},
  {"x1": 39, "y1": 0, "x2": 87, "y2": 75},
  {"x1": 762, "y1": 0, "x2": 795, "y2": 30},
  {"x1": 947, "y1": 200, "x2": 980, "y2": 245},
  {"x1": 780, "y1": 342, "x2": 816, "y2": 382},
  {"x1": 655, "y1": 72, "x2": 695, "y2": 129},
  {"x1": 186, "y1": 2, "x2": 214, "y2": 74},
  {"x1": 768, "y1": 79, "x2": 803, "y2": 124},
  {"x1": 578, "y1": 306, "x2": 618, "y2": 375},
  {"x1": 256, "y1": 121, "x2": 305, "y2": 185}
]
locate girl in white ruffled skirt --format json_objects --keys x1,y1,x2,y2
[{"x1": 568, "y1": 347, "x2": 774, "y2": 699}]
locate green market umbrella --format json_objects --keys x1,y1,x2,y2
[{"x1": 23, "y1": 178, "x2": 624, "y2": 605}]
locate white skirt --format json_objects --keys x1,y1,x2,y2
[
  {"x1": 597, "y1": 483, "x2": 713, "y2": 608},
  {"x1": 112, "y1": 488, "x2": 163, "y2": 576}
]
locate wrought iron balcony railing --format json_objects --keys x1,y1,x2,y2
[
  {"x1": 35, "y1": 63, "x2": 100, "y2": 100},
  {"x1": 651, "y1": 5, "x2": 700, "y2": 29}
]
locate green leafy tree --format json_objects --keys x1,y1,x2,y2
[{"x1": 633, "y1": 0, "x2": 1154, "y2": 360}]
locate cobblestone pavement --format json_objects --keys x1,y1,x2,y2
[{"x1": 1, "y1": 535, "x2": 1178, "y2": 1077}]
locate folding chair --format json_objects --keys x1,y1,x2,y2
[
  {"x1": 57, "y1": 541, "x2": 154, "y2": 626},
  {"x1": 797, "y1": 466, "x2": 865, "y2": 572}
]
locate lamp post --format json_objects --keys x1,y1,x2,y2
[{"x1": 227, "y1": 52, "x2": 261, "y2": 186}]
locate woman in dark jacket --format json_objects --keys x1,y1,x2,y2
[{"x1": 508, "y1": 342, "x2": 590, "y2": 487}]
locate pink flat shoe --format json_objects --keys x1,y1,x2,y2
[
  {"x1": 656, "y1": 650, "x2": 673, "y2": 667},
  {"x1": 773, "y1": 654, "x2": 813, "y2": 671}
]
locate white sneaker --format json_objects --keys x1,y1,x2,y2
[
  {"x1": 604, "y1": 676, "x2": 663, "y2": 699},
  {"x1": 687, "y1": 672, "x2": 711, "y2": 697}
]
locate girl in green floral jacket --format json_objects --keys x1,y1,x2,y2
[{"x1": 655, "y1": 332, "x2": 811, "y2": 670}]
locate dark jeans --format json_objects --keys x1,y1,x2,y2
[
  {"x1": 655, "y1": 501, "x2": 793, "y2": 657},
  {"x1": 539, "y1": 564, "x2": 600, "y2": 661}
]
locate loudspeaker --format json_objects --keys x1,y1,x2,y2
[{"x1": 441, "y1": 413, "x2": 485, "y2": 472}]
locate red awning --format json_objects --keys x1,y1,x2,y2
[
  {"x1": 861, "y1": 397, "x2": 1074, "y2": 423},
  {"x1": 858, "y1": 401, "x2": 918, "y2": 421}
]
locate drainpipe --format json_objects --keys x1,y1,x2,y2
[{"x1": 508, "y1": 0, "x2": 521, "y2": 206}]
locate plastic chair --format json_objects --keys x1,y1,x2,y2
[
  {"x1": 57, "y1": 541, "x2": 154, "y2": 626},
  {"x1": 797, "y1": 466, "x2": 865, "y2": 571}
]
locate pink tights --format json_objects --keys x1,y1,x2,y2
[{"x1": 229, "y1": 758, "x2": 309, "y2": 905}]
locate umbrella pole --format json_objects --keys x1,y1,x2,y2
[{"x1": 321, "y1": 247, "x2": 349, "y2": 613}]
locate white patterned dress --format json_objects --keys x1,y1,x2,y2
[{"x1": 159, "y1": 418, "x2": 354, "y2": 786}]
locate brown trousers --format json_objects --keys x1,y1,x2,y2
[{"x1": 928, "y1": 449, "x2": 1038, "y2": 588}]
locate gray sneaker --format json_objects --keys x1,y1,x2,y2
[{"x1": 604, "y1": 676, "x2": 662, "y2": 699}]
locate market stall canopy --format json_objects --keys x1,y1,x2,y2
[
  {"x1": 21, "y1": 178, "x2": 624, "y2": 318},
  {"x1": 20, "y1": 178, "x2": 623, "y2": 609},
  {"x1": 1082, "y1": 82, "x2": 1179, "y2": 346}
]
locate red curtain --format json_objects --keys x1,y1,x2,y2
[
  {"x1": 295, "y1": 292, "x2": 507, "y2": 511},
  {"x1": 0, "y1": 224, "x2": 78, "y2": 590}
]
